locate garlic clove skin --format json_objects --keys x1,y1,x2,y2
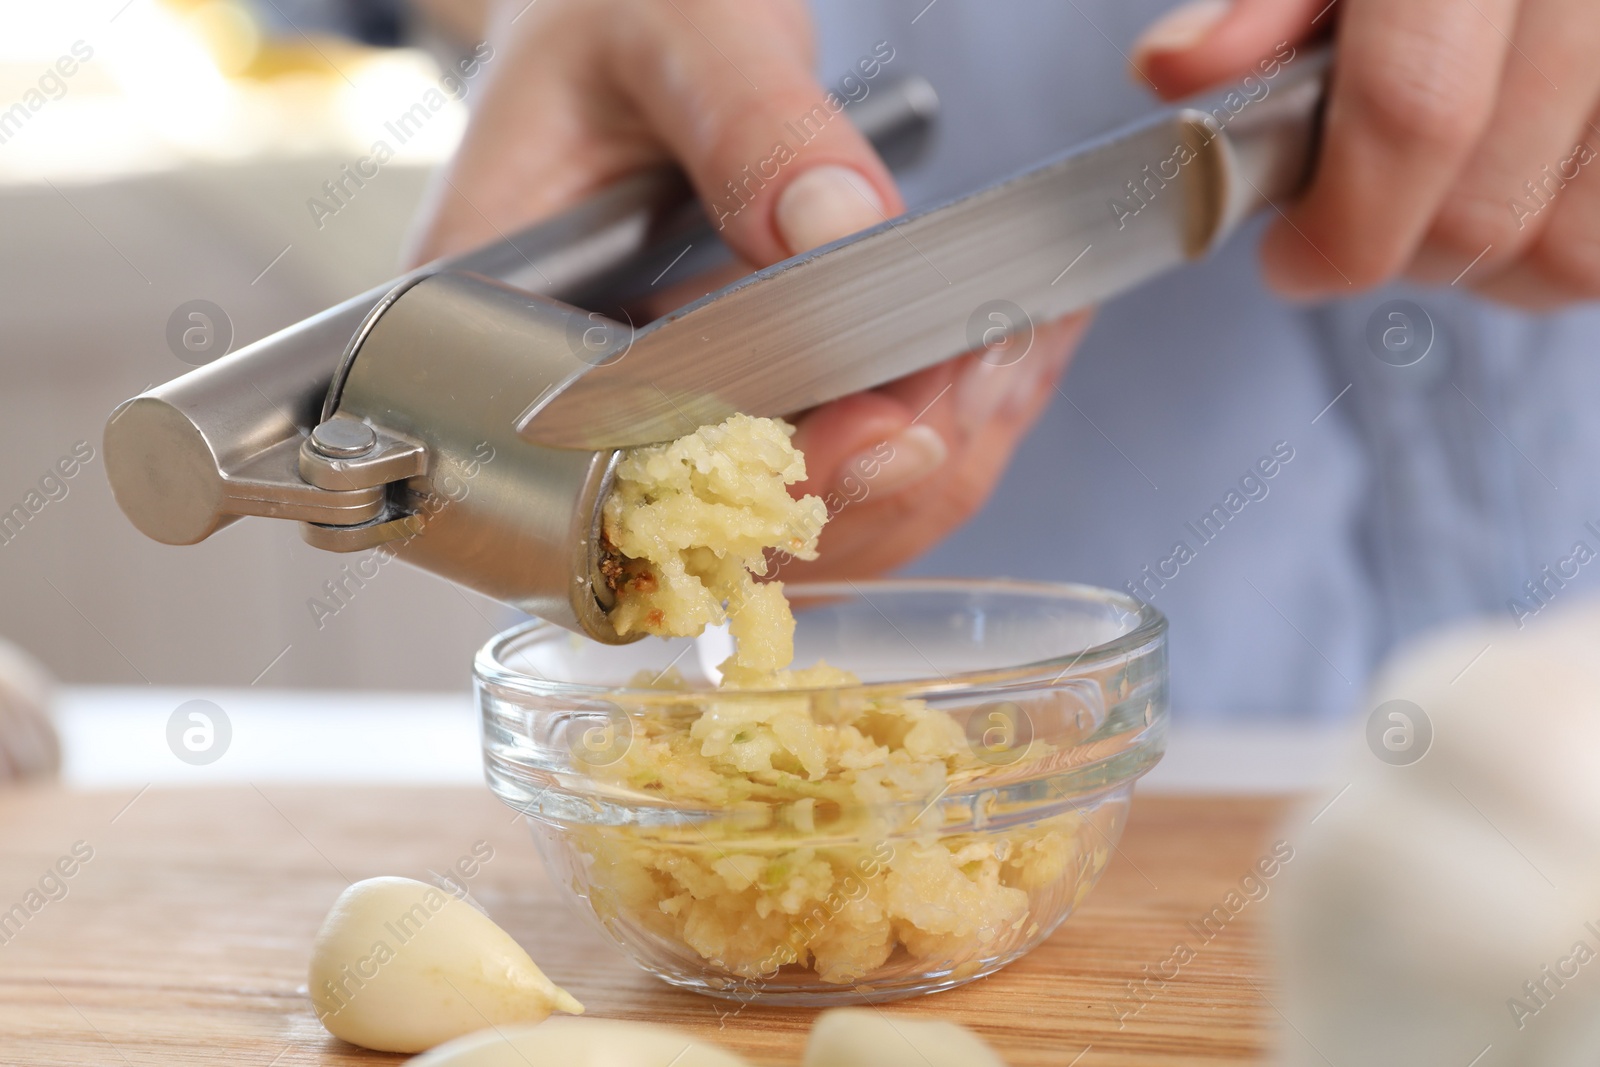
[
  {"x1": 309, "y1": 876, "x2": 583, "y2": 1054},
  {"x1": 802, "y1": 1008, "x2": 1007, "y2": 1067},
  {"x1": 407, "y1": 1018, "x2": 750, "y2": 1066}
]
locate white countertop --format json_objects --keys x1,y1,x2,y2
[{"x1": 55, "y1": 686, "x2": 1348, "y2": 794}]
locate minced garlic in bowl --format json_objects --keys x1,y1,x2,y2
[{"x1": 477, "y1": 416, "x2": 1167, "y2": 1003}]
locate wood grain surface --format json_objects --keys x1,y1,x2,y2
[{"x1": 0, "y1": 786, "x2": 1300, "y2": 1065}]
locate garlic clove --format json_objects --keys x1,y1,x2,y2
[
  {"x1": 309, "y1": 876, "x2": 582, "y2": 1053},
  {"x1": 407, "y1": 1018, "x2": 750, "y2": 1066},
  {"x1": 802, "y1": 1008, "x2": 1007, "y2": 1067}
]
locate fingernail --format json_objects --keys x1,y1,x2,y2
[
  {"x1": 1132, "y1": 0, "x2": 1230, "y2": 63},
  {"x1": 842, "y1": 425, "x2": 947, "y2": 497},
  {"x1": 776, "y1": 165, "x2": 885, "y2": 255},
  {"x1": 956, "y1": 359, "x2": 1018, "y2": 434}
]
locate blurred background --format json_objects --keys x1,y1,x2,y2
[{"x1": 0, "y1": 0, "x2": 507, "y2": 691}]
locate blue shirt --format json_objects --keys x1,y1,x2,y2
[{"x1": 813, "y1": 0, "x2": 1600, "y2": 719}]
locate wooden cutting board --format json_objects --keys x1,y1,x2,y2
[{"x1": 0, "y1": 786, "x2": 1299, "y2": 1065}]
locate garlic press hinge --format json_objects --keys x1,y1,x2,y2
[
  {"x1": 292, "y1": 413, "x2": 429, "y2": 552},
  {"x1": 298, "y1": 413, "x2": 427, "y2": 493}
]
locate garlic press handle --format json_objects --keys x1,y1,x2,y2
[{"x1": 104, "y1": 76, "x2": 939, "y2": 547}]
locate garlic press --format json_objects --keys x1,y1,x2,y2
[{"x1": 105, "y1": 56, "x2": 1326, "y2": 644}]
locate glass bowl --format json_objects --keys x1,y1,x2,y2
[{"x1": 476, "y1": 579, "x2": 1167, "y2": 1005}]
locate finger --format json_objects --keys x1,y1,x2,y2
[
  {"x1": 904, "y1": 314, "x2": 1089, "y2": 523},
  {"x1": 406, "y1": 3, "x2": 656, "y2": 263},
  {"x1": 790, "y1": 388, "x2": 927, "y2": 495},
  {"x1": 946, "y1": 312, "x2": 1092, "y2": 447},
  {"x1": 793, "y1": 312, "x2": 1090, "y2": 503},
  {"x1": 784, "y1": 315, "x2": 1089, "y2": 582},
  {"x1": 1132, "y1": 0, "x2": 1329, "y2": 99},
  {"x1": 1260, "y1": 0, "x2": 1515, "y2": 296},
  {"x1": 1410, "y1": 0, "x2": 1600, "y2": 282},
  {"x1": 1473, "y1": 112, "x2": 1600, "y2": 305},
  {"x1": 790, "y1": 363, "x2": 955, "y2": 505},
  {"x1": 609, "y1": 0, "x2": 903, "y2": 265},
  {"x1": 940, "y1": 320, "x2": 1086, "y2": 519}
]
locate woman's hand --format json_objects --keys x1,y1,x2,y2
[
  {"x1": 407, "y1": 0, "x2": 1090, "y2": 581},
  {"x1": 1132, "y1": 0, "x2": 1600, "y2": 307}
]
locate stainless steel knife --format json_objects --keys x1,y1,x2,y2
[{"x1": 521, "y1": 49, "x2": 1326, "y2": 450}]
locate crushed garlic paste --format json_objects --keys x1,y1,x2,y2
[
  {"x1": 602, "y1": 413, "x2": 824, "y2": 673},
  {"x1": 590, "y1": 414, "x2": 1098, "y2": 985}
]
